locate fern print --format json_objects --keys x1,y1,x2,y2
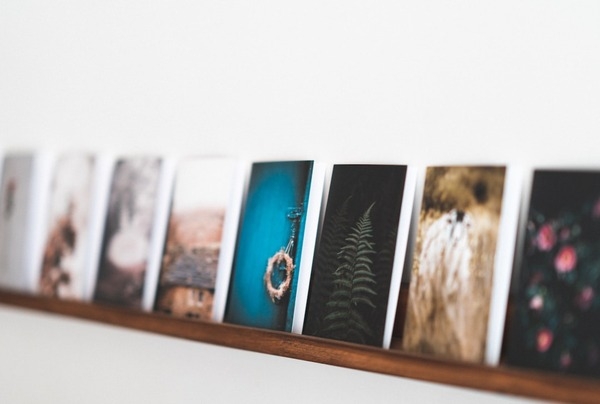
[
  {"x1": 303, "y1": 165, "x2": 409, "y2": 346},
  {"x1": 321, "y1": 203, "x2": 377, "y2": 344}
]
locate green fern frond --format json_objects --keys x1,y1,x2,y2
[
  {"x1": 325, "y1": 300, "x2": 351, "y2": 309},
  {"x1": 329, "y1": 289, "x2": 351, "y2": 298},
  {"x1": 351, "y1": 296, "x2": 376, "y2": 308},
  {"x1": 332, "y1": 278, "x2": 353, "y2": 288},
  {"x1": 352, "y1": 286, "x2": 378, "y2": 295},
  {"x1": 320, "y1": 202, "x2": 378, "y2": 344},
  {"x1": 352, "y1": 276, "x2": 377, "y2": 284}
]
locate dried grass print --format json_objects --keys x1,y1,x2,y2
[{"x1": 403, "y1": 167, "x2": 504, "y2": 362}]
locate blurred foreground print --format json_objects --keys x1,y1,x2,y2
[{"x1": 508, "y1": 170, "x2": 600, "y2": 377}]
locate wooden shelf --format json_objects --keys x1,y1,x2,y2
[{"x1": 0, "y1": 289, "x2": 598, "y2": 403}]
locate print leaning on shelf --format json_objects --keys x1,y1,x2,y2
[
  {"x1": 93, "y1": 157, "x2": 174, "y2": 310},
  {"x1": 224, "y1": 161, "x2": 324, "y2": 332},
  {"x1": 153, "y1": 157, "x2": 245, "y2": 322},
  {"x1": 38, "y1": 154, "x2": 112, "y2": 301},
  {"x1": 302, "y1": 165, "x2": 416, "y2": 348},
  {"x1": 0, "y1": 153, "x2": 53, "y2": 293},
  {"x1": 507, "y1": 170, "x2": 600, "y2": 377},
  {"x1": 402, "y1": 166, "x2": 520, "y2": 364}
]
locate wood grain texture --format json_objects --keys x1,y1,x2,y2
[{"x1": 0, "y1": 289, "x2": 598, "y2": 403}]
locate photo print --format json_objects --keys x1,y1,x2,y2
[
  {"x1": 302, "y1": 165, "x2": 415, "y2": 348},
  {"x1": 93, "y1": 157, "x2": 164, "y2": 309},
  {"x1": 0, "y1": 153, "x2": 52, "y2": 292},
  {"x1": 507, "y1": 170, "x2": 600, "y2": 377},
  {"x1": 224, "y1": 161, "x2": 323, "y2": 332},
  {"x1": 38, "y1": 154, "x2": 97, "y2": 300},
  {"x1": 403, "y1": 166, "x2": 519, "y2": 364},
  {"x1": 154, "y1": 158, "x2": 243, "y2": 322}
]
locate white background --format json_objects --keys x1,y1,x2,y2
[{"x1": 1, "y1": 1, "x2": 599, "y2": 402}]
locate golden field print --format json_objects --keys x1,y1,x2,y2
[{"x1": 403, "y1": 166, "x2": 506, "y2": 362}]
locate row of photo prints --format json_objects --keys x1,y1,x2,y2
[{"x1": 1, "y1": 153, "x2": 600, "y2": 379}]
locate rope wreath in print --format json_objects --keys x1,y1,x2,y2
[
  {"x1": 263, "y1": 206, "x2": 303, "y2": 303},
  {"x1": 264, "y1": 249, "x2": 295, "y2": 302}
]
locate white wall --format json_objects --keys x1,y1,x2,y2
[
  {"x1": 1, "y1": 1, "x2": 599, "y2": 402},
  {"x1": 0, "y1": 306, "x2": 535, "y2": 404}
]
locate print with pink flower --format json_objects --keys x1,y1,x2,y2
[{"x1": 510, "y1": 194, "x2": 600, "y2": 377}]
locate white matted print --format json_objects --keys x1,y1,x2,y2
[
  {"x1": 93, "y1": 156, "x2": 174, "y2": 310},
  {"x1": 402, "y1": 166, "x2": 521, "y2": 365},
  {"x1": 224, "y1": 161, "x2": 325, "y2": 332},
  {"x1": 0, "y1": 153, "x2": 52, "y2": 293},
  {"x1": 38, "y1": 154, "x2": 112, "y2": 300},
  {"x1": 153, "y1": 157, "x2": 245, "y2": 322},
  {"x1": 301, "y1": 164, "x2": 416, "y2": 348}
]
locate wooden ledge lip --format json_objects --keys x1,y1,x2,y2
[{"x1": 0, "y1": 289, "x2": 598, "y2": 404}]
